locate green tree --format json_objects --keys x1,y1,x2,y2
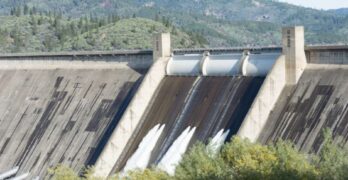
[
  {"x1": 15, "y1": 7, "x2": 21, "y2": 17},
  {"x1": 175, "y1": 143, "x2": 233, "y2": 180},
  {"x1": 23, "y1": 5, "x2": 29, "y2": 15},
  {"x1": 49, "y1": 165, "x2": 81, "y2": 180},
  {"x1": 48, "y1": 165, "x2": 103, "y2": 180},
  {"x1": 43, "y1": 35, "x2": 54, "y2": 51},
  {"x1": 10, "y1": 27, "x2": 23, "y2": 52},
  {"x1": 125, "y1": 169, "x2": 170, "y2": 180}
]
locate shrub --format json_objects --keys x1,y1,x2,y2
[{"x1": 175, "y1": 143, "x2": 233, "y2": 180}]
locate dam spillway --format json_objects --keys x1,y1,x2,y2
[{"x1": 114, "y1": 76, "x2": 264, "y2": 172}]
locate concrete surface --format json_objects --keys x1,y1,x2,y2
[
  {"x1": 282, "y1": 26, "x2": 307, "y2": 85},
  {"x1": 0, "y1": 67, "x2": 143, "y2": 178},
  {"x1": 238, "y1": 55, "x2": 286, "y2": 141}
]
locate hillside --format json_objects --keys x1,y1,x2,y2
[
  {"x1": 62, "y1": 18, "x2": 200, "y2": 51},
  {"x1": 0, "y1": 15, "x2": 203, "y2": 53},
  {"x1": 0, "y1": 0, "x2": 348, "y2": 52},
  {"x1": 0, "y1": 0, "x2": 339, "y2": 22},
  {"x1": 329, "y1": 8, "x2": 348, "y2": 15}
]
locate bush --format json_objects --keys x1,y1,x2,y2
[
  {"x1": 48, "y1": 165, "x2": 103, "y2": 180},
  {"x1": 222, "y1": 137, "x2": 277, "y2": 179},
  {"x1": 219, "y1": 137, "x2": 317, "y2": 180},
  {"x1": 270, "y1": 141, "x2": 318, "y2": 179},
  {"x1": 124, "y1": 169, "x2": 171, "y2": 180},
  {"x1": 48, "y1": 165, "x2": 81, "y2": 180},
  {"x1": 175, "y1": 143, "x2": 233, "y2": 180}
]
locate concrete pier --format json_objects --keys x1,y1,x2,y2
[{"x1": 238, "y1": 26, "x2": 307, "y2": 142}]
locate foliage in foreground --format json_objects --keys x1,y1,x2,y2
[{"x1": 50, "y1": 130, "x2": 348, "y2": 180}]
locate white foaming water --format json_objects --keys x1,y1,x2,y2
[
  {"x1": 158, "y1": 126, "x2": 196, "y2": 175},
  {"x1": 123, "y1": 124, "x2": 165, "y2": 173},
  {"x1": 208, "y1": 129, "x2": 230, "y2": 153}
]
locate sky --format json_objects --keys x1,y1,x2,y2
[{"x1": 278, "y1": 0, "x2": 348, "y2": 10}]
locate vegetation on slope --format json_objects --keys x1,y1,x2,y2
[
  {"x1": 63, "y1": 18, "x2": 203, "y2": 51},
  {"x1": 0, "y1": 7, "x2": 206, "y2": 53},
  {"x1": 50, "y1": 130, "x2": 348, "y2": 180}
]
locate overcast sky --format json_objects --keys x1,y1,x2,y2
[{"x1": 278, "y1": 0, "x2": 348, "y2": 10}]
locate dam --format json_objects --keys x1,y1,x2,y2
[{"x1": 0, "y1": 27, "x2": 348, "y2": 179}]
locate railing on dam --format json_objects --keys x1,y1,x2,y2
[
  {"x1": 173, "y1": 46, "x2": 282, "y2": 55},
  {"x1": 305, "y1": 45, "x2": 348, "y2": 64}
]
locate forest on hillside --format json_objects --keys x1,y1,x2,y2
[
  {"x1": 0, "y1": 5, "x2": 206, "y2": 53},
  {"x1": 0, "y1": 0, "x2": 347, "y2": 52}
]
